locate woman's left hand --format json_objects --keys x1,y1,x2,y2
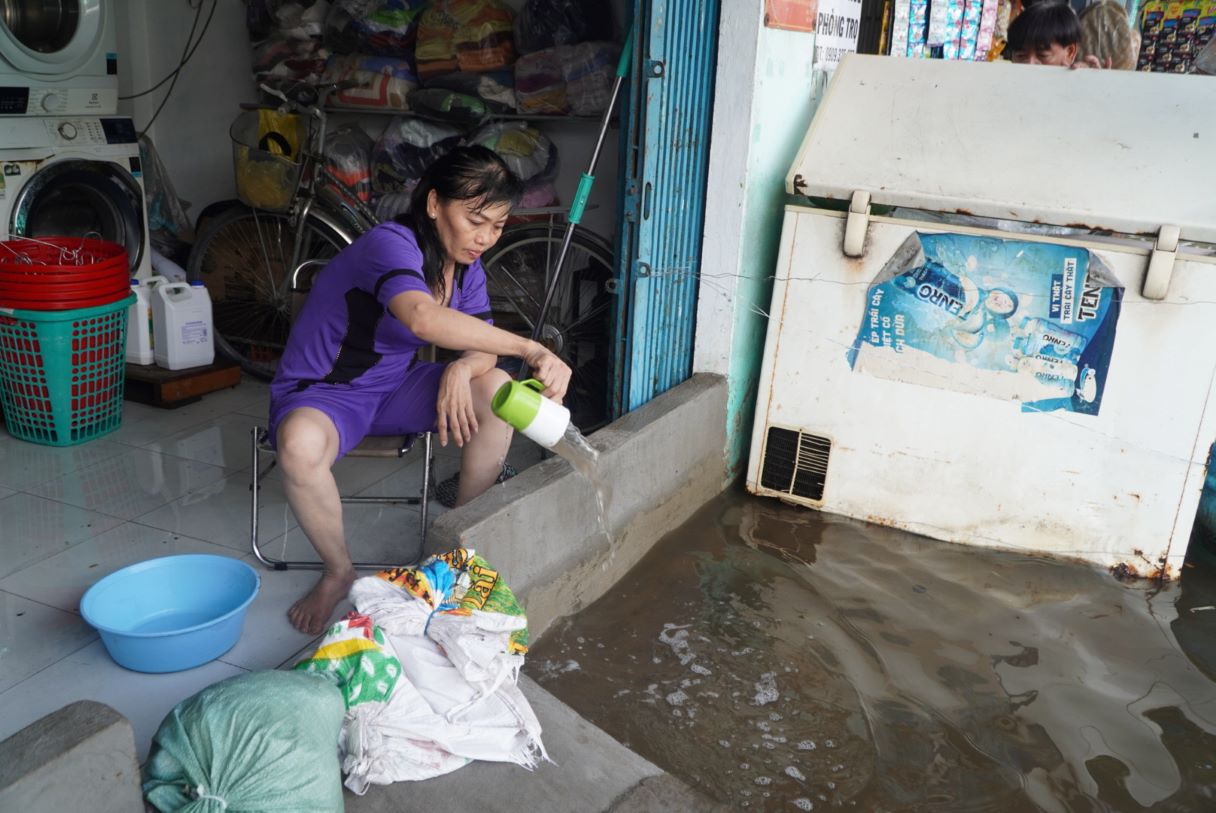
[{"x1": 436, "y1": 361, "x2": 478, "y2": 447}]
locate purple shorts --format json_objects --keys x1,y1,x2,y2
[{"x1": 268, "y1": 361, "x2": 446, "y2": 460}]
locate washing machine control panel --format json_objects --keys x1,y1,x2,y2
[
  {"x1": 43, "y1": 117, "x2": 137, "y2": 147},
  {"x1": 0, "y1": 86, "x2": 117, "y2": 117}
]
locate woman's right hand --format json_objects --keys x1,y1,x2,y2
[{"x1": 522, "y1": 341, "x2": 572, "y2": 403}]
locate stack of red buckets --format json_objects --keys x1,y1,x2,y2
[{"x1": 0, "y1": 237, "x2": 134, "y2": 446}]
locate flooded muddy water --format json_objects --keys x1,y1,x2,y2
[{"x1": 526, "y1": 490, "x2": 1216, "y2": 811}]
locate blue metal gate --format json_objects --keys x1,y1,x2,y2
[{"x1": 613, "y1": 0, "x2": 721, "y2": 416}]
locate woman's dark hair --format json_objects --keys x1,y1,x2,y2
[
  {"x1": 395, "y1": 145, "x2": 524, "y2": 303},
  {"x1": 1007, "y1": 2, "x2": 1081, "y2": 54}
]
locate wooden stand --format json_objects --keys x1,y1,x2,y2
[{"x1": 124, "y1": 361, "x2": 242, "y2": 408}]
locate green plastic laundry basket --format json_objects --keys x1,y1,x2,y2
[{"x1": 0, "y1": 294, "x2": 135, "y2": 446}]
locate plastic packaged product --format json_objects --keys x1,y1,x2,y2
[
  {"x1": 324, "y1": 124, "x2": 375, "y2": 202},
  {"x1": 562, "y1": 42, "x2": 618, "y2": 115},
  {"x1": 371, "y1": 117, "x2": 463, "y2": 195},
  {"x1": 415, "y1": 0, "x2": 517, "y2": 80},
  {"x1": 454, "y1": 0, "x2": 516, "y2": 72},
  {"x1": 468, "y1": 121, "x2": 557, "y2": 182},
  {"x1": 153, "y1": 281, "x2": 215, "y2": 371},
  {"x1": 322, "y1": 54, "x2": 418, "y2": 110},
  {"x1": 515, "y1": 0, "x2": 615, "y2": 54},
  {"x1": 1199, "y1": 1, "x2": 1216, "y2": 51},
  {"x1": 126, "y1": 276, "x2": 168, "y2": 365},
  {"x1": 252, "y1": 37, "x2": 331, "y2": 82},
  {"x1": 890, "y1": 0, "x2": 912, "y2": 57},
  {"x1": 975, "y1": 0, "x2": 1000, "y2": 59},
  {"x1": 939, "y1": 0, "x2": 966, "y2": 57},
  {"x1": 957, "y1": 0, "x2": 984, "y2": 60},
  {"x1": 1198, "y1": 33, "x2": 1216, "y2": 73},
  {"x1": 408, "y1": 88, "x2": 490, "y2": 126},
  {"x1": 324, "y1": 0, "x2": 425, "y2": 56},
  {"x1": 139, "y1": 135, "x2": 194, "y2": 253},
  {"x1": 271, "y1": 0, "x2": 332, "y2": 40},
  {"x1": 517, "y1": 178, "x2": 558, "y2": 210},
  {"x1": 514, "y1": 46, "x2": 566, "y2": 113},
  {"x1": 426, "y1": 69, "x2": 516, "y2": 111},
  {"x1": 908, "y1": 0, "x2": 931, "y2": 56},
  {"x1": 143, "y1": 671, "x2": 345, "y2": 812},
  {"x1": 373, "y1": 187, "x2": 417, "y2": 221},
  {"x1": 416, "y1": 7, "x2": 460, "y2": 77},
  {"x1": 1079, "y1": 0, "x2": 1140, "y2": 70}
]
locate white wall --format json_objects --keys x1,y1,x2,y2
[{"x1": 115, "y1": 0, "x2": 254, "y2": 218}]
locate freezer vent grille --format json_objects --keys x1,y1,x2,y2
[{"x1": 760, "y1": 427, "x2": 831, "y2": 502}]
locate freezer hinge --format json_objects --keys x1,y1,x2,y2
[
  {"x1": 1142, "y1": 225, "x2": 1180, "y2": 300},
  {"x1": 842, "y1": 191, "x2": 871, "y2": 258}
]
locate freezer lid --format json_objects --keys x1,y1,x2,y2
[{"x1": 788, "y1": 54, "x2": 1216, "y2": 244}]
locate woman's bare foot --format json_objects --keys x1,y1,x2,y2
[{"x1": 288, "y1": 569, "x2": 356, "y2": 635}]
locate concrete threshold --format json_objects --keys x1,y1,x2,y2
[
  {"x1": 3, "y1": 374, "x2": 730, "y2": 813},
  {"x1": 428, "y1": 373, "x2": 730, "y2": 639}
]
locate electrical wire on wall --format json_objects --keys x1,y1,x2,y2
[{"x1": 122, "y1": 0, "x2": 219, "y2": 136}]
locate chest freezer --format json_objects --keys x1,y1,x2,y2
[{"x1": 746, "y1": 54, "x2": 1216, "y2": 578}]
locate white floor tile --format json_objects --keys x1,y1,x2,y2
[
  {"x1": 0, "y1": 437, "x2": 131, "y2": 491},
  {"x1": 141, "y1": 413, "x2": 267, "y2": 472},
  {"x1": 26, "y1": 447, "x2": 232, "y2": 520},
  {"x1": 0, "y1": 591, "x2": 97, "y2": 694},
  {"x1": 0, "y1": 493, "x2": 127, "y2": 579},
  {"x1": 0, "y1": 640, "x2": 247, "y2": 762},
  {"x1": 134, "y1": 469, "x2": 298, "y2": 552},
  {"x1": 216, "y1": 558, "x2": 341, "y2": 672},
  {"x1": 108, "y1": 400, "x2": 233, "y2": 448},
  {"x1": 0, "y1": 523, "x2": 240, "y2": 613}
]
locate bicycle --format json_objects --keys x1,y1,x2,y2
[{"x1": 188, "y1": 83, "x2": 616, "y2": 429}]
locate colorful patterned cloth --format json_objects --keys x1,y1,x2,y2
[
  {"x1": 295, "y1": 613, "x2": 401, "y2": 708},
  {"x1": 307, "y1": 548, "x2": 545, "y2": 794}
]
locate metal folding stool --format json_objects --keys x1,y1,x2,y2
[
  {"x1": 248, "y1": 257, "x2": 434, "y2": 571},
  {"x1": 249, "y1": 427, "x2": 433, "y2": 571}
]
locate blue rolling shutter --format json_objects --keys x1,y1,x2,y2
[{"x1": 613, "y1": 0, "x2": 721, "y2": 416}]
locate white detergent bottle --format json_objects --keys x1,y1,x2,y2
[
  {"x1": 125, "y1": 275, "x2": 168, "y2": 365},
  {"x1": 153, "y1": 281, "x2": 215, "y2": 370}
]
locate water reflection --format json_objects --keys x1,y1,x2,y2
[{"x1": 527, "y1": 491, "x2": 1216, "y2": 811}]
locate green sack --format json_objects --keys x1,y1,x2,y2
[{"x1": 143, "y1": 671, "x2": 345, "y2": 812}]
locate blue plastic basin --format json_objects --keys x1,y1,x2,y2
[{"x1": 80, "y1": 555, "x2": 260, "y2": 673}]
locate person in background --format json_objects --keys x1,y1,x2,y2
[
  {"x1": 1006, "y1": 1, "x2": 1106, "y2": 67},
  {"x1": 269, "y1": 145, "x2": 572, "y2": 634},
  {"x1": 1078, "y1": 0, "x2": 1140, "y2": 70}
]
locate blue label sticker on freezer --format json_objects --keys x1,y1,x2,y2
[{"x1": 847, "y1": 232, "x2": 1122, "y2": 415}]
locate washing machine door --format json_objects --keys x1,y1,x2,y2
[
  {"x1": 0, "y1": 0, "x2": 103, "y2": 75},
  {"x1": 10, "y1": 157, "x2": 144, "y2": 275}
]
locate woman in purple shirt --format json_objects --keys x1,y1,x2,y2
[{"x1": 269, "y1": 146, "x2": 570, "y2": 633}]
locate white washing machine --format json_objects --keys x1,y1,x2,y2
[
  {"x1": 0, "y1": 0, "x2": 118, "y2": 116},
  {"x1": 0, "y1": 115, "x2": 151, "y2": 279}
]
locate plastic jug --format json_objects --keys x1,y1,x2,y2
[
  {"x1": 125, "y1": 275, "x2": 167, "y2": 365},
  {"x1": 491, "y1": 378, "x2": 570, "y2": 448},
  {"x1": 153, "y1": 281, "x2": 215, "y2": 370}
]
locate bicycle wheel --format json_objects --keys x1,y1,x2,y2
[
  {"x1": 483, "y1": 223, "x2": 616, "y2": 432},
  {"x1": 187, "y1": 205, "x2": 350, "y2": 380}
]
